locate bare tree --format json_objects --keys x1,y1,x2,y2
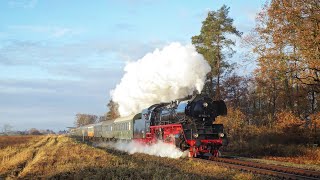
[{"x1": 74, "y1": 113, "x2": 98, "y2": 127}]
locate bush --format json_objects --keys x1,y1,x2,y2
[
  {"x1": 216, "y1": 107, "x2": 319, "y2": 157},
  {"x1": 29, "y1": 128, "x2": 42, "y2": 135}
]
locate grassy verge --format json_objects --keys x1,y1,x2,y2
[
  {"x1": 224, "y1": 140, "x2": 320, "y2": 170},
  {"x1": 0, "y1": 135, "x2": 267, "y2": 179}
]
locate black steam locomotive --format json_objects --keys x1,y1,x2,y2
[{"x1": 71, "y1": 94, "x2": 228, "y2": 157}]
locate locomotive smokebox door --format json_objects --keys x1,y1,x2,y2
[{"x1": 212, "y1": 124, "x2": 223, "y2": 133}]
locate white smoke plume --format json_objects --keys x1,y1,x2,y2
[
  {"x1": 96, "y1": 141, "x2": 187, "y2": 159},
  {"x1": 111, "y1": 42, "x2": 211, "y2": 116}
]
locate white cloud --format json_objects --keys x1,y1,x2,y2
[
  {"x1": 51, "y1": 28, "x2": 72, "y2": 38},
  {"x1": 0, "y1": 32, "x2": 9, "y2": 39},
  {"x1": 8, "y1": 0, "x2": 38, "y2": 9},
  {"x1": 0, "y1": 38, "x2": 166, "y2": 67},
  {"x1": 0, "y1": 86, "x2": 56, "y2": 94},
  {"x1": 8, "y1": 25, "x2": 83, "y2": 38}
]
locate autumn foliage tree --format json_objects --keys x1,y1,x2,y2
[
  {"x1": 105, "y1": 100, "x2": 120, "y2": 120},
  {"x1": 266, "y1": 0, "x2": 319, "y2": 113},
  {"x1": 215, "y1": 0, "x2": 320, "y2": 152},
  {"x1": 268, "y1": 0, "x2": 319, "y2": 90},
  {"x1": 243, "y1": 0, "x2": 319, "y2": 125}
]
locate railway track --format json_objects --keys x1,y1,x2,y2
[{"x1": 193, "y1": 156, "x2": 320, "y2": 180}]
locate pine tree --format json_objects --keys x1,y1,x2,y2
[{"x1": 192, "y1": 5, "x2": 242, "y2": 100}]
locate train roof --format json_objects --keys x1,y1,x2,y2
[
  {"x1": 94, "y1": 122, "x2": 103, "y2": 126},
  {"x1": 81, "y1": 124, "x2": 95, "y2": 128},
  {"x1": 113, "y1": 115, "x2": 135, "y2": 123},
  {"x1": 100, "y1": 119, "x2": 115, "y2": 126},
  {"x1": 76, "y1": 115, "x2": 136, "y2": 128}
]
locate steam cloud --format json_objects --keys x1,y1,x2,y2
[
  {"x1": 111, "y1": 42, "x2": 211, "y2": 117},
  {"x1": 96, "y1": 141, "x2": 187, "y2": 159}
]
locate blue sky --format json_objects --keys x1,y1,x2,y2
[{"x1": 0, "y1": 0, "x2": 266, "y2": 131}]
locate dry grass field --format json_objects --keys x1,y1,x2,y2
[
  {"x1": 0, "y1": 136, "x2": 36, "y2": 149},
  {"x1": 0, "y1": 135, "x2": 264, "y2": 180},
  {"x1": 263, "y1": 147, "x2": 320, "y2": 169}
]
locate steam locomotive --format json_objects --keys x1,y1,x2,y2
[{"x1": 71, "y1": 94, "x2": 227, "y2": 157}]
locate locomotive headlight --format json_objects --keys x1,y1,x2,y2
[
  {"x1": 218, "y1": 133, "x2": 225, "y2": 138},
  {"x1": 203, "y1": 102, "x2": 208, "y2": 107},
  {"x1": 193, "y1": 133, "x2": 199, "y2": 138}
]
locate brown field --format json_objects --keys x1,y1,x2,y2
[
  {"x1": 0, "y1": 136, "x2": 37, "y2": 149},
  {"x1": 0, "y1": 135, "x2": 265, "y2": 179}
]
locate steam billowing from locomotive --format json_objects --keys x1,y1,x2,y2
[
  {"x1": 95, "y1": 141, "x2": 186, "y2": 159},
  {"x1": 111, "y1": 42, "x2": 211, "y2": 117}
]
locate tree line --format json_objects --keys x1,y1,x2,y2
[
  {"x1": 200, "y1": 0, "x2": 319, "y2": 151},
  {"x1": 191, "y1": 1, "x2": 319, "y2": 124}
]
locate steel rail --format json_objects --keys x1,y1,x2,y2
[{"x1": 192, "y1": 157, "x2": 320, "y2": 180}]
